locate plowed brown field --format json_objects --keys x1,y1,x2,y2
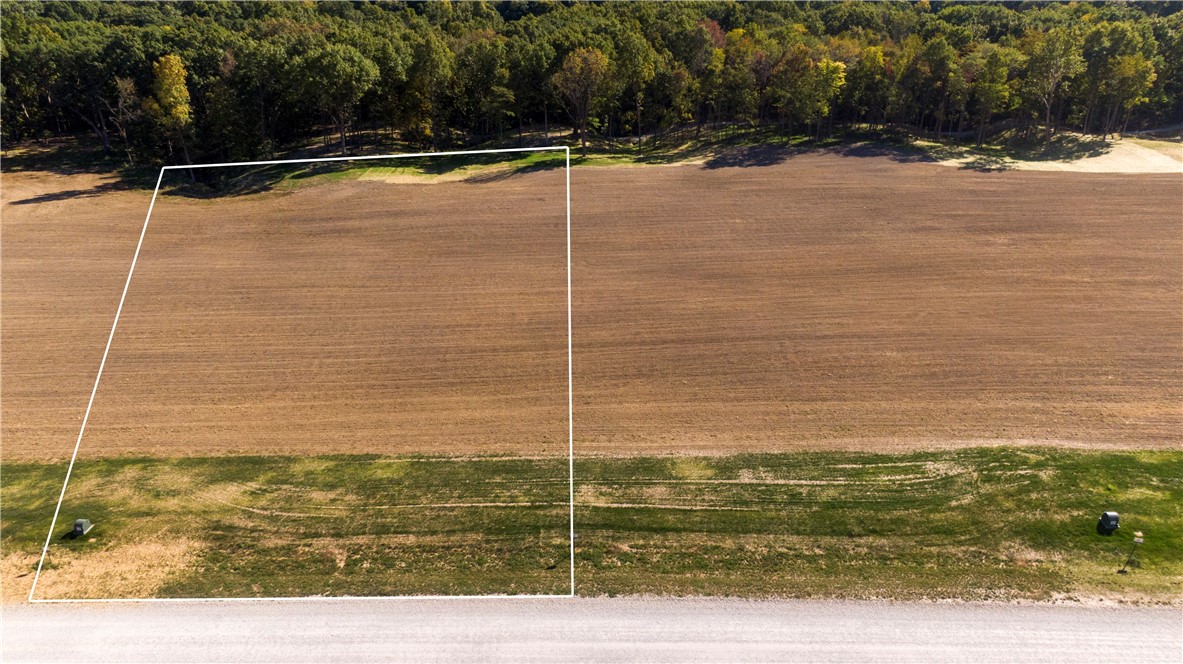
[{"x1": 3, "y1": 152, "x2": 1180, "y2": 460}]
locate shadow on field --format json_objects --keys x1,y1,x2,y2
[
  {"x1": 4, "y1": 139, "x2": 122, "y2": 176},
  {"x1": 703, "y1": 145, "x2": 802, "y2": 169},
  {"x1": 825, "y1": 132, "x2": 1116, "y2": 172},
  {"x1": 8, "y1": 180, "x2": 131, "y2": 206},
  {"x1": 823, "y1": 141, "x2": 1013, "y2": 172},
  {"x1": 3, "y1": 139, "x2": 160, "y2": 191},
  {"x1": 828, "y1": 142, "x2": 938, "y2": 163},
  {"x1": 5, "y1": 129, "x2": 1129, "y2": 201},
  {"x1": 1016, "y1": 133, "x2": 1114, "y2": 161},
  {"x1": 700, "y1": 140, "x2": 931, "y2": 170},
  {"x1": 153, "y1": 151, "x2": 571, "y2": 198},
  {"x1": 460, "y1": 158, "x2": 567, "y2": 184}
]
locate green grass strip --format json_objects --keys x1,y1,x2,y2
[{"x1": 3, "y1": 448, "x2": 1178, "y2": 601}]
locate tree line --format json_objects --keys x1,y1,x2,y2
[{"x1": 3, "y1": 1, "x2": 1180, "y2": 166}]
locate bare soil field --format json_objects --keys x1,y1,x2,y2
[{"x1": 2, "y1": 152, "x2": 1180, "y2": 460}]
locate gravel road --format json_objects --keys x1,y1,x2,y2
[{"x1": 3, "y1": 597, "x2": 1179, "y2": 663}]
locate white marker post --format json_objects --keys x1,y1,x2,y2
[{"x1": 1118, "y1": 531, "x2": 1144, "y2": 574}]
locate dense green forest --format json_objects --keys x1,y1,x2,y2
[{"x1": 2, "y1": 1, "x2": 1180, "y2": 166}]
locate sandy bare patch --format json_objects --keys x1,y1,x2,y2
[
  {"x1": 1127, "y1": 137, "x2": 1183, "y2": 162},
  {"x1": 355, "y1": 162, "x2": 528, "y2": 185},
  {"x1": 356, "y1": 171, "x2": 461, "y2": 185},
  {"x1": 935, "y1": 138, "x2": 1181, "y2": 173}
]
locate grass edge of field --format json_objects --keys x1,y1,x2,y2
[
  {"x1": 2, "y1": 446, "x2": 1179, "y2": 604},
  {"x1": 8, "y1": 129, "x2": 1178, "y2": 201}
]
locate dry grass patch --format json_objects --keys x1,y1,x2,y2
[
  {"x1": 1, "y1": 552, "x2": 40, "y2": 602},
  {"x1": 31, "y1": 538, "x2": 201, "y2": 600}
]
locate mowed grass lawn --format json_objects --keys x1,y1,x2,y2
[{"x1": 2, "y1": 448, "x2": 1179, "y2": 602}]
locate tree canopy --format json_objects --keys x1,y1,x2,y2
[{"x1": 3, "y1": 1, "x2": 1179, "y2": 165}]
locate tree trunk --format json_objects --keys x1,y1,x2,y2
[
  {"x1": 94, "y1": 99, "x2": 112, "y2": 151},
  {"x1": 339, "y1": 116, "x2": 348, "y2": 157},
  {"x1": 70, "y1": 106, "x2": 111, "y2": 151},
  {"x1": 1044, "y1": 101, "x2": 1053, "y2": 148},
  {"x1": 431, "y1": 104, "x2": 439, "y2": 151},
  {"x1": 259, "y1": 98, "x2": 268, "y2": 156},
  {"x1": 113, "y1": 121, "x2": 134, "y2": 165},
  {"x1": 580, "y1": 114, "x2": 588, "y2": 158},
  {"x1": 636, "y1": 94, "x2": 642, "y2": 141},
  {"x1": 178, "y1": 132, "x2": 196, "y2": 184}
]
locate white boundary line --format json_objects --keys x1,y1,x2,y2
[
  {"x1": 566, "y1": 148, "x2": 575, "y2": 597},
  {"x1": 27, "y1": 594, "x2": 575, "y2": 604},
  {"x1": 28, "y1": 146, "x2": 574, "y2": 603}
]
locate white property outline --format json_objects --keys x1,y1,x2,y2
[{"x1": 28, "y1": 146, "x2": 575, "y2": 603}]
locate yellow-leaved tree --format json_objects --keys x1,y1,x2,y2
[{"x1": 144, "y1": 54, "x2": 194, "y2": 170}]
